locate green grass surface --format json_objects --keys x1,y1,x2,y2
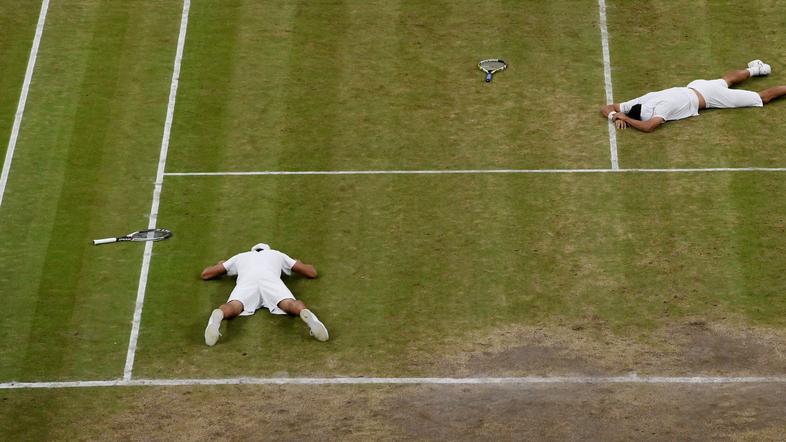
[
  {"x1": 608, "y1": 1, "x2": 786, "y2": 168},
  {"x1": 3, "y1": 0, "x2": 786, "y2": 439},
  {"x1": 132, "y1": 171, "x2": 786, "y2": 378},
  {"x1": 0, "y1": 0, "x2": 785, "y2": 402},
  {"x1": 168, "y1": 0, "x2": 610, "y2": 172},
  {"x1": 0, "y1": 0, "x2": 181, "y2": 381},
  {"x1": 0, "y1": 2, "x2": 39, "y2": 159}
]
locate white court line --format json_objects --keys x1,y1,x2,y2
[
  {"x1": 3, "y1": 375, "x2": 786, "y2": 390},
  {"x1": 597, "y1": 0, "x2": 619, "y2": 170},
  {"x1": 123, "y1": 0, "x2": 191, "y2": 382},
  {"x1": 0, "y1": 0, "x2": 50, "y2": 208},
  {"x1": 164, "y1": 167, "x2": 786, "y2": 176}
]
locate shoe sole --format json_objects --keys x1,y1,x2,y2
[
  {"x1": 301, "y1": 310, "x2": 329, "y2": 342},
  {"x1": 204, "y1": 309, "x2": 223, "y2": 346}
]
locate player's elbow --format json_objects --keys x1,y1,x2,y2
[
  {"x1": 200, "y1": 268, "x2": 215, "y2": 280},
  {"x1": 304, "y1": 267, "x2": 318, "y2": 279}
]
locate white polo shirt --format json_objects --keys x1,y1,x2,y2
[
  {"x1": 222, "y1": 249, "x2": 298, "y2": 315},
  {"x1": 223, "y1": 249, "x2": 296, "y2": 283},
  {"x1": 620, "y1": 87, "x2": 700, "y2": 122}
]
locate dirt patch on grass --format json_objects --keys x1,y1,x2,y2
[
  {"x1": 381, "y1": 384, "x2": 786, "y2": 441},
  {"x1": 430, "y1": 319, "x2": 786, "y2": 376},
  {"x1": 11, "y1": 383, "x2": 785, "y2": 441},
  {"x1": 5, "y1": 323, "x2": 785, "y2": 441}
]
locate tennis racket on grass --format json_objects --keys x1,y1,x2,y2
[
  {"x1": 478, "y1": 59, "x2": 507, "y2": 82},
  {"x1": 92, "y1": 228, "x2": 172, "y2": 245}
]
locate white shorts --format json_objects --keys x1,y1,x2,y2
[
  {"x1": 687, "y1": 79, "x2": 763, "y2": 109},
  {"x1": 227, "y1": 279, "x2": 295, "y2": 316}
]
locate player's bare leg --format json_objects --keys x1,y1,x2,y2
[
  {"x1": 219, "y1": 300, "x2": 244, "y2": 319},
  {"x1": 722, "y1": 60, "x2": 771, "y2": 87},
  {"x1": 278, "y1": 299, "x2": 306, "y2": 315},
  {"x1": 722, "y1": 69, "x2": 751, "y2": 87},
  {"x1": 279, "y1": 299, "x2": 329, "y2": 342},
  {"x1": 205, "y1": 300, "x2": 244, "y2": 346},
  {"x1": 759, "y1": 86, "x2": 786, "y2": 104}
]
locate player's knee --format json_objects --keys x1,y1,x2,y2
[
  {"x1": 281, "y1": 299, "x2": 305, "y2": 315},
  {"x1": 221, "y1": 301, "x2": 243, "y2": 317}
]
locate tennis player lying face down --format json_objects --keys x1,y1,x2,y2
[{"x1": 200, "y1": 242, "x2": 328, "y2": 346}]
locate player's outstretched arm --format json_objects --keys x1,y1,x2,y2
[
  {"x1": 201, "y1": 261, "x2": 227, "y2": 280},
  {"x1": 292, "y1": 261, "x2": 318, "y2": 279},
  {"x1": 613, "y1": 113, "x2": 664, "y2": 133}
]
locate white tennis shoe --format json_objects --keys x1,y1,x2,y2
[
  {"x1": 204, "y1": 309, "x2": 223, "y2": 346},
  {"x1": 300, "y1": 309, "x2": 329, "y2": 342},
  {"x1": 747, "y1": 59, "x2": 771, "y2": 76}
]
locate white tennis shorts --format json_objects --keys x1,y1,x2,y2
[
  {"x1": 228, "y1": 279, "x2": 295, "y2": 316},
  {"x1": 687, "y1": 79, "x2": 763, "y2": 109}
]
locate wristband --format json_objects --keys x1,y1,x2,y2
[{"x1": 607, "y1": 111, "x2": 617, "y2": 121}]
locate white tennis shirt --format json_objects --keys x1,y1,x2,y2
[
  {"x1": 222, "y1": 249, "x2": 297, "y2": 284},
  {"x1": 620, "y1": 87, "x2": 700, "y2": 122}
]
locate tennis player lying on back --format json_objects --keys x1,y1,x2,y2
[
  {"x1": 200, "y1": 242, "x2": 329, "y2": 346},
  {"x1": 601, "y1": 60, "x2": 786, "y2": 132}
]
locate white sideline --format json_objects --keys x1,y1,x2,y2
[
  {"x1": 3, "y1": 375, "x2": 786, "y2": 390},
  {"x1": 597, "y1": 0, "x2": 619, "y2": 170},
  {"x1": 164, "y1": 167, "x2": 786, "y2": 176},
  {"x1": 123, "y1": 0, "x2": 191, "y2": 382},
  {"x1": 0, "y1": 0, "x2": 50, "y2": 208}
]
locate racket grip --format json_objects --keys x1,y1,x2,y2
[
  {"x1": 485, "y1": 73, "x2": 492, "y2": 82},
  {"x1": 92, "y1": 238, "x2": 116, "y2": 245}
]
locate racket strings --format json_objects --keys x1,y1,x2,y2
[
  {"x1": 480, "y1": 61, "x2": 506, "y2": 71},
  {"x1": 130, "y1": 229, "x2": 171, "y2": 241}
]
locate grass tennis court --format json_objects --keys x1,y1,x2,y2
[{"x1": 2, "y1": 0, "x2": 786, "y2": 439}]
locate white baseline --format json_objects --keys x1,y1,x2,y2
[
  {"x1": 0, "y1": 0, "x2": 50, "y2": 208},
  {"x1": 123, "y1": 0, "x2": 191, "y2": 382},
  {"x1": 3, "y1": 375, "x2": 786, "y2": 390}
]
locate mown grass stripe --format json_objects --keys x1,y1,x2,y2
[
  {"x1": 123, "y1": 0, "x2": 191, "y2": 382},
  {"x1": 0, "y1": 0, "x2": 49, "y2": 207}
]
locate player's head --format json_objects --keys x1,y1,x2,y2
[
  {"x1": 251, "y1": 243, "x2": 270, "y2": 252},
  {"x1": 626, "y1": 104, "x2": 642, "y2": 120}
]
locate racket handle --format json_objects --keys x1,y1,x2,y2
[
  {"x1": 92, "y1": 238, "x2": 117, "y2": 245},
  {"x1": 485, "y1": 73, "x2": 492, "y2": 82}
]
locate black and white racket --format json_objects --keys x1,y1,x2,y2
[
  {"x1": 92, "y1": 228, "x2": 172, "y2": 245},
  {"x1": 478, "y1": 59, "x2": 507, "y2": 82}
]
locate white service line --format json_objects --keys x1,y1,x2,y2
[
  {"x1": 164, "y1": 167, "x2": 786, "y2": 176},
  {"x1": 123, "y1": 0, "x2": 191, "y2": 382},
  {"x1": 0, "y1": 0, "x2": 50, "y2": 208},
  {"x1": 3, "y1": 375, "x2": 786, "y2": 390},
  {"x1": 597, "y1": 0, "x2": 619, "y2": 170}
]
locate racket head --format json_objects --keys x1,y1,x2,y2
[
  {"x1": 478, "y1": 59, "x2": 507, "y2": 74},
  {"x1": 128, "y1": 228, "x2": 172, "y2": 242}
]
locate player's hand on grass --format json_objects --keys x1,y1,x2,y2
[{"x1": 614, "y1": 117, "x2": 628, "y2": 130}]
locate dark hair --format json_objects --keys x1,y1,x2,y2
[{"x1": 626, "y1": 104, "x2": 642, "y2": 120}]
